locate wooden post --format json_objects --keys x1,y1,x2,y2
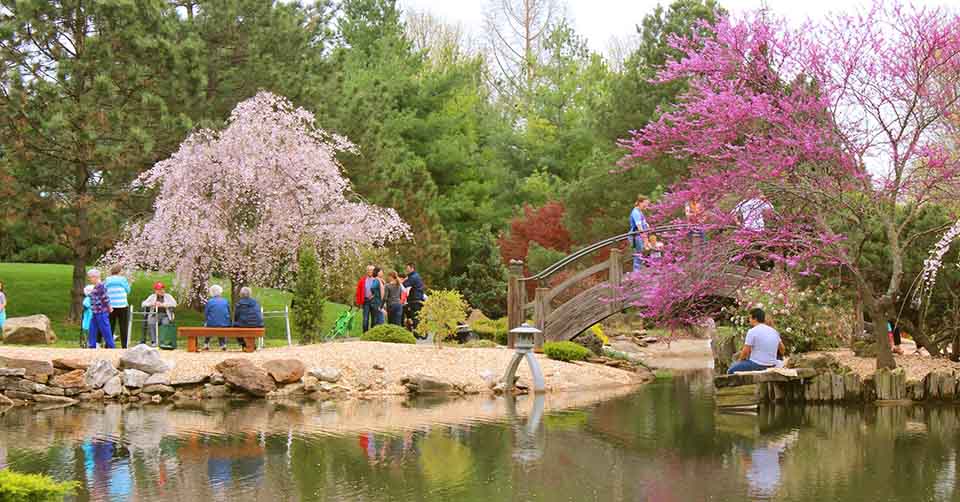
[
  {"x1": 534, "y1": 287, "x2": 548, "y2": 351},
  {"x1": 507, "y1": 260, "x2": 525, "y2": 349},
  {"x1": 608, "y1": 248, "x2": 623, "y2": 314}
]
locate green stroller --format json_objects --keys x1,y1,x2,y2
[{"x1": 323, "y1": 308, "x2": 356, "y2": 342}]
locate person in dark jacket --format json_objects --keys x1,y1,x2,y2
[
  {"x1": 402, "y1": 263, "x2": 426, "y2": 337},
  {"x1": 204, "y1": 284, "x2": 231, "y2": 351},
  {"x1": 234, "y1": 287, "x2": 264, "y2": 350}
]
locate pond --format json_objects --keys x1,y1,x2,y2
[{"x1": 2, "y1": 371, "x2": 960, "y2": 501}]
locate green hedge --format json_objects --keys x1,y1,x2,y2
[
  {"x1": 0, "y1": 470, "x2": 78, "y2": 502},
  {"x1": 361, "y1": 324, "x2": 417, "y2": 344},
  {"x1": 472, "y1": 317, "x2": 508, "y2": 345},
  {"x1": 543, "y1": 341, "x2": 592, "y2": 362}
]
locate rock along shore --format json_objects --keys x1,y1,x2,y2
[{"x1": 0, "y1": 342, "x2": 651, "y2": 408}]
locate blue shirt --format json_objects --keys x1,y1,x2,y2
[
  {"x1": 403, "y1": 272, "x2": 425, "y2": 303},
  {"x1": 204, "y1": 297, "x2": 231, "y2": 327},
  {"x1": 234, "y1": 298, "x2": 264, "y2": 327},
  {"x1": 104, "y1": 275, "x2": 131, "y2": 308},
  {"x1": 630, "y1": 207, "x2": 649, "y2": 250}
]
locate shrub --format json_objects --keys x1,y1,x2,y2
[
  {"x1": 472, "y1": 317, "x2": 508, "y2": 345},
  {"x1": 544, "y1": 341, "x2": 591, "y2": 362},
  {"x1": 0, "y1": 470, "x2": 78, "y2": 502},
  {"x1": 362, "y1": 324, "x2": 417, "y2": 344},
  {"x1": 419, "y1": 289, "x2": 468, "y2": 347},
  {"x1": 292, "y1": 241, "x2": 325, "y2": 344}
]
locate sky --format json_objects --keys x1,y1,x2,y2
[{"x1": 399, "y1": 0, "x2": 956, "y2": 53}]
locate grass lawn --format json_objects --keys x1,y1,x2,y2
[{"x1": 0, "y1": 263, "x2": 361, "y2": 347}]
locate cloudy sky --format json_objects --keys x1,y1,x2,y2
[{"x1": 399, "y1": 0, "x2": 956, "y2": 53}]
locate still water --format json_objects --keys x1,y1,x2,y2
[{"x1": 2, "y1": 371, "x2": 960, "y2": 501}]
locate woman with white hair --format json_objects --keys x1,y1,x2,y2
[
  {"x1": 203, "y1": 284, "x2": 231, "y2": 351},
  {"x1": 86, "y1": 269, "x2": 114, "y2": 348},
  {"x1": 233, "y1": 286, "x2": 264, "y2": 350}
]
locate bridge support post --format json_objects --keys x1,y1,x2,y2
[
  {"x1": 533, "y1": 287, "x2": 548, "y2": 351},
  {"x1": 507, "y1": 260, "x2": 525, "y2": 349},
  {"x1": 608, "y1": 248, "x2": 623, "y2": 314}
]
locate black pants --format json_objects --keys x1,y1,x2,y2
[
  {"x1": 109, "y1": 307, "x2": 130, "y2": 348},
  {"x1": 407, "y1": 301, "x2": 423, "y2": 336}
]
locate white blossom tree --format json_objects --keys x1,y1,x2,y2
[{"x1": 106, "y1": 91, "x2": 409, "y2": 304}]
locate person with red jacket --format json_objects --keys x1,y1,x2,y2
[{"x1": 355, "y1": 265, "x2": 375, "y2": 332}]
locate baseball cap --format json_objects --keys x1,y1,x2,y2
[{"x1": 153, "y1": 282, "x2": 165, "y2": 290}]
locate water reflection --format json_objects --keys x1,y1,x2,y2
[{"x1": 4, "y1": 372, "x2": 960, "y2": 501}]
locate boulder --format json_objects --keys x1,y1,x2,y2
[
  {"x1": 0, "y1": 393, "x2": 12, "y2": 407},
  {"x1": 266, "y1": 383, "x2": 307, "y2": 399},
  {"x1": 35, "y1": 384, "x2": 64, "y2": 396},
  {"x1": 24, "y1": 373, "x2": 49, "y2": 384},
  {"x1": 215, "y1": 359, "x2": 276, "y2": 397},
  {"x1": 78, "y1": 389, "x2": 105, "y2": 401},
  {"x1": 145, "y1": 373, "x2": 171, "y2": 386},
  {"x1": 263, "y1": 359, "x2": 306, "y2": 385},
  {"x1": 0, "y1": 368, "x2": 26, "y2": 377},
  {"x1": 302, "y1": 375, "x2": 320, "y2": 392},
  {"x1": 201, "y1": 384, "x2": 230, "y2": 399},
  {"x1": 85, "y1": 360, "x2": 119, "y2": 389},
  {"x1": 52, "y1": 369, "x2": 87, "y2": 389},
  {"x1": 142, "y1": 384, "x2": 175, "y2": 396},
  {"x1": 786, "y1": 353, "x2": 843, "y2": 373},
  {"x1": 122, "y1": 369, "x2": 149, "y2": 389},
  {"x1": 209, "y1": 372, "x2": 225, "y2": 385},
  {"x1": 573, "y1": 332, "x2": 603, "y2": 355},
  {"x1": 5, "y1": 390, "x2": 33, "y2": 401},
  {"x1": 52, "y1": 358, "x2": 89, "y2": 371},
  {"x1": 119, "y1": 344, "x2": 171, "y2": 374},
  {"x1": 102, "y1": 376, "x2": 123, "y2": 397},
  {"x1": 171, "y1": 374, "x2": 207, "y2": 386},
  {"x1": 1, "y1": 315, "x2": 56, "y2": 344},
  {"x1": 308, "y1": 367, "x2": 342, "y2": 383},
  {"x1": 0, "y1": 356, "x2": 54, "y2": 377},
  {"x1": 32, "y1": 394, "x2": 77, "y2": 406},
  {"x1": 400, "y1": 373, "x2": 453, "y2": 394}
]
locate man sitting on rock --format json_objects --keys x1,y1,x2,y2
[
  {"x1": 233, "y1": 286, "x2": 264, "y2": 350},
  {"x1": 728, "y1": 308, "x2": 785, "y2": 374}
]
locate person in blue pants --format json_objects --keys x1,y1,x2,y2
[
  {"x1": 86, "y1": 269, "x2": 114, "y2": 349},
  {"x1": 630, "y1": 195, "x2": 651, "y2": 271}
]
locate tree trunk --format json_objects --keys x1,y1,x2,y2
[
  {"x1": 70, "y1": 256, "x2": 87, "y2": 322},
  {"x1": 861, "y1": 291, "x2": 896, "y2": 370},
  {"x1": 897, "y1": 316, "x2": 939, "y2": 357},
  {"x1": 231, "y1": 279, "x2": 241, "y2": 320}
]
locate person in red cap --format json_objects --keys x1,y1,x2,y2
[{"x1": 140, "y1": 282, "x2": 177, "y2": 346}]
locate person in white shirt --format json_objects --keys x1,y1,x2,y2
[
  {"x1": 735, "y1": 197, "x2": 773, "y2": 231},
  {"x1": 728, "y1": 308, "x2": 786, "y2": 374}
]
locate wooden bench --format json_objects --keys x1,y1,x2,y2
[{"x1": 177, "y1": 327, "x2": 264, "y2": 353}]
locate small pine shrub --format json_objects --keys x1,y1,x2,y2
[
  {"x1": 544, "y1": 341, "x2": 591, "y2": 362},
  {"x1": 362, "y1": 324, "x2": 417, "y2": 344},
  {"x1": 0, "y1": 470, "x2": 78, "y2": 502}
]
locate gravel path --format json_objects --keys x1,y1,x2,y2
[
  {"x1": 0, "y1": 342, "x2": 643, "y2": 394},
  {"x1": 825, "y1": 346, "x2": 960, "y2": 382}
]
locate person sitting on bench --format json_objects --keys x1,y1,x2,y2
[
  {"x1": 233, "y1": 286, "x2": 264, "y2": 350},
  {"x1": 728, "y1": 308, "x2": 786, "y2": 374},
  {"x1": 204, "y1": 285, "x2": 231, "y2": 351}
]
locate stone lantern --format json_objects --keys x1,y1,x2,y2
[{"x1": 502, "y1": 323, "x2": 545, "y2": 393}]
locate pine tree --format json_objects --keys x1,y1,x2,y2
[{"x1": 292, "y1": 241, "x2": 326, "y2": 344}]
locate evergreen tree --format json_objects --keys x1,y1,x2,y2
[
  {"x1": 0, "y1": 0, "x2": 198, "y2": 319},
  {"x1": 292, "y1": 241, "x2": 326, "y2": 344}
]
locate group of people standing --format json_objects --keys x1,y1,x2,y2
[
  {"x1": 83, "y1": 267, "x2": 178, "y2": 349},
  {"x1": 355, "y1": 262, "x2": 425, "y2": 335}
]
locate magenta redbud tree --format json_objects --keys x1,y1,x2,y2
[{"x1": 620, "y1": 2, "x2": 960, "y2": 369}]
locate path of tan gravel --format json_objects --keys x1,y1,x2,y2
[
  {"x1": 0, "y1": 341, "x2": 643, "y2": 394},
  {"x1": 822, "y1": 347, "x2": 960, "y2": 382}
]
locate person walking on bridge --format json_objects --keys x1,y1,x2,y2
[{"x1": 630, "y1": 195, "x2": 651, "y2": 271}]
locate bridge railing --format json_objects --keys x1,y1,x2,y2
[{"x1": 506, "y1": 224, "x2": 697, "y2": 348}]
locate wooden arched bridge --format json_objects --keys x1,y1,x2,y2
[{"x1": 505, "y1": 226, "x2": 768, "y2": 348}]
